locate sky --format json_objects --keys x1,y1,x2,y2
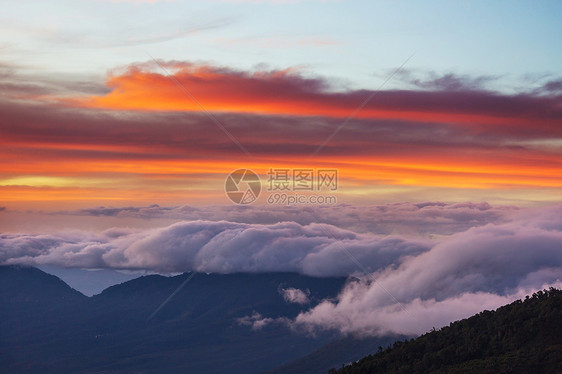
[
  {"x1": 1, "y1": 0, "x2": 561, "y2": 210},
  {"x1": 1, "y1": 0, "x2": 561, "y2": 337}
]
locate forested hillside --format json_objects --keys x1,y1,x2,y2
[{"x1": 333, "y1": 288, "x2": 562, "y2": 374}]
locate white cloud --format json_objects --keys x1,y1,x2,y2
[
  {"x1": 0, "y1": 221, "x2": 430, "y2": 275},
  {"x1": 2, "y1": 203, "x2": 561, "y2": 338},
  {"x1": 237, "y1": 312, "x2": 289, "y2": 330},
  {"x1": 65, "y1": 201, "x2": 518, "y2": 236},
  {"x1": 289, "y1": 206, "x2": 562, "y2": 336},
  {"x1": 280, "y1": 287, "x2": 310, "y2": 304}
]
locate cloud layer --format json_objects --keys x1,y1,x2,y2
[
  {"x1": 0, "y1": 220, "x2": 430, "y2": 276},
  {"x1": 291, "y1": 205, "x2": 562, "y2": 336},
  {"x1": 77, "y1": 61, "x2": 562, "y2": 133},
  {"x1": 65, "y1": 201, "x2": 518, "y2": 235},
  {"x1": 1, "y1": 203, "x2": 561, "y2": 337},
  {"x1": 2, "y1": 61, "x2": 561, "y2": 207}
]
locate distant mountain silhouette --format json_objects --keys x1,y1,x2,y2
[
  {"x1": 262, "y1": 335, "x2": 402, "y2": 374},
  {"x1": 1, "y1": 265, "x2": 376, "y2": 374},
  {"x1": 0, "y1": 265, "x2": 86, "y2": 304},
  {"x1": 37, "y1": 265, "x2": 141, "y2": 296},
  {"x1": 5, "y1": 266, "x2": 558, "y2": 374},
  {"x1": 332, "y1": 288, "x2": 562, "y2": 374}
]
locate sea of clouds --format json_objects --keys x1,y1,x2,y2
[{"x1": 1, "y1": 202, "x2": 560, "y2": 337}]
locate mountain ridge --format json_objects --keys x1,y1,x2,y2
[
  {"x1": 332, "y1": 288, "x2": 562, "y2": 374},
  {"x1": 0, "y1": 265, "x2": 366, "y2": 374}
]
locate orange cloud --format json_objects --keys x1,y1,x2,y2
[
  {"x1": 74, "y1": 62, "x2": 562, "y2": 132},
  {"x1": 2, "y1": 62, "x2": 561, "y2": 209}
]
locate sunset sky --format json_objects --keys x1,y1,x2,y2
[
  {"x1": 1, "y1": 0, "x2": 561, "y2": 211},
  {"x1": 1, "y1": 1, "x2": 562, "y2": 338}
]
